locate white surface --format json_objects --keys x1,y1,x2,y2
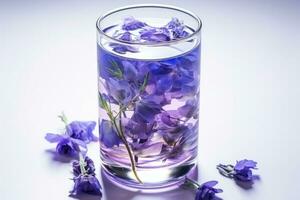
[{"x1": 0, "y1": 0, "x2": 299, "y2": 199}]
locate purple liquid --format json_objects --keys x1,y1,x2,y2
[{"x1": 97, "y1": 44, "x2": 200, "y2": 188}]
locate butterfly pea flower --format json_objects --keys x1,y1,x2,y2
[
  {"x1": 217, "y1": 159, "x2": 258, "y2": 182},
  {"x1": 178, "y1": 98, "x2": 199, "y2": 119},
  {"x1": 184, "y1": 178, "x2": 223, "y2": 200},
  {"x1": 45, "y1": 114, "x2": 97, "y2": 156},
  {"x1": 120, "y1": 31, "x2": 132, "y2": 41},
  {"x1": 132, "y1": 101, "x2": 161, "y2": 123},
  {"x1": 66, "y1": 121, "x2": 97, "y2": 144},
  {"x1": 166, "y1": 17, "x2": 189, "y2": 39},
  {"x1": 109, "y1": 43, "x2": 139, "y2": 54},
  {"x1": 70, "y1": 155, "x2": 102, "y2": 196},
  {"x1": 195, "y1": 181, "x2": 223, "y2": 200},
  {"x1": 99, "y1": 119, "x2": 122, "y2": 148},
  {"x1": 70, "y1": 175, "x2": 102, "y2": 196},
  {"x1": 122, "y1": 16, "x2": 146, "y2": 31},
  {"x1": 140, "y1": 27, "x2": 171, "y2": 42},
  {"x1": 45, "y1": 133, "x2": 87, "y2": 157},
  {"x1": 106, "y1": 78, "x2": 137, "y2": 105}
]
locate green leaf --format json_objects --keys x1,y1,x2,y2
[
  {"x1": 107, "y1": 60, "x2": 123, "y2": 79},
  {"x1": 140, "y1": 72, "x2": 149, "y2": 92},
  {"x1": 98, "y1": 92, "x2": 108, "y2": 110}
]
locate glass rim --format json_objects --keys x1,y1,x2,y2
[{"x1": 96, "y1": 4, "x2": 202, "y2": 46}]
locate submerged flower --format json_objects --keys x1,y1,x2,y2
[
  {"x1": 72, "y1": 156, "x2": 95, "y2": 177},
  {"x1": 106, "y1": 78, "x2": 137, "y2": 105},
  {"x1": 178, "y1": 98, "x2": 199, "y2": 119},
  {"x1": 66, "y1": 121, "x2": 97, "y2": 144},
  {"x1": 99, "y1": 119, "x2": 122, "y2": 148},
  {"x1": 217, "y1": 159, "x2": 258, "y2": 182},
  {"x1": 132, "y1": 101, "x2": 161, "y2": 123},
  {"x1": 45, "y1": 133, "x2": 87, "y2": 157},
  {"x1": 195, "y1": 181, "x2": 223, "y2": 200},
  {"x1": 109, "y1": 43, "x2": 139, "y2": 54},
  {"x1": 70, "y1": 175, "x2": 102, "y2": 196}
]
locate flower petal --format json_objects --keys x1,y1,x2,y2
[
  {"x1": 45, "y1": 133, "x2": 63, "y2": 143},
  {"x1": 99, "y1": 119, "x2": 122, "y2": 148}
]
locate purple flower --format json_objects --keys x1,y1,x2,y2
[
  {"x1": 122, "y1": 17, "x2": 146, "y2": 31},
  {"x1": 122, "y1": 60, "x2": 138, "y2": 81},
  {"x1": 132, "y1": 101, "x2": 161, "y2": 123},
  {"x1": 72, "y1": 156, "x2": 95, "y2": 177},
  {"x1": 106, "y1": 78, "x2": 137, "y2": 105},
  {"x1": 45, "y1": 133, "x2": 87, "y2": 157},
  {"x1": 124, "y1": 118, "x2": 154, "y2": 140},
  {"x1": 217, "y1": 159, "x2": 258, "y2": 182},
  {"x1": 70, "y1": 155, "x2": 102, "y2": 196},
  {"x1": 70, "y1": 174, "x2": 102, "y2": 196},
  {"x1": 195, "y1": 181, "x2": 223, "y2": 200},
  {"x1": 178, "y1": 98, "x2": 199, "y2": 119},
  {"x1": 99, "y1": 119, "x2": 122, "y2": 148},
  {"x1": 166, "y1": 17, "x2": 189, "y2": 39},
  {"x1": 66, "y1": 121, "x2": 97, "y2": 144},
  {"x1": 140, "y1": 27, "x2": 171, "y2": 42},
  {"x1": 109, "y1": 43, "x2": 139, "y2": 54},
  {"x1": 234, "y1": 159, "x2": 258, "y2": 181},
  {"x1": 120, "y1": 31, "x2": 132, "y2": 41}
]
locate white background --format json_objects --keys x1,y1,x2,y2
[{"x1": 0, "y1": 0, "x2": 299, "y2": 199}]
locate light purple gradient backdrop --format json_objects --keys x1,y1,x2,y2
[{"x1": 0, "y1": 0, "x2": 299, "y2": 199}]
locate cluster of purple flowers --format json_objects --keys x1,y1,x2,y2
[
  {"x1": 98, "y1": 44, "x2": 200, "y2": 162},
  {"x1": 45, "y1": 116, "x2": 97, "y2": 157},
  {"x1": 109, "y1": 17, "x2": 191, "y2": 54}
]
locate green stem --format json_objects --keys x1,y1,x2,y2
[
  {"x1": 58, "y1": 112, "x2": 68, "y2": 126},
  {"x1": 184, "y1": 177, "x2": 200, "y2": 189},
  {"x1": 79, "y1": 153, "x2": 87, "y2": 175},
  {"x1": 111, "y1": 116, "x2": 142, "y2": 183}
]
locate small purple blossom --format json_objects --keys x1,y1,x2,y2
[
  {"x1": 166, "y1": 17, "x2": 189, "y2": 39},
  {"x1": 234, "y1": 159, "x2": 258, "y2": 181},
  {"x1": 72, "y1": 156, "x2": 95, "y2": 177},
  {"x1": 66, "y1": 121, "x2": 97, "y2": 144},
  {"x1": 217, "y1": 159, "x2": 258, "y2": 182},
  {"x1": 44, "y1": 114, "x2": 98, "y2": 157},
  {"x1": 109, "y1": 43, "x2": 139, "y2": 54},
  {"x1": 184, "y1": 178, "x2": 223, "y2": 200},
  {"x1": 70, "y1": 155, "x2": 102, "y2": 196},
  {"x1": 140, "y1": 27, "x2": 171, "y2": 42},
  {"x1": 120, "y1": 31, "x2": 132, "y2": 41},
  {"x1": 195, "y1": 181, "x2": 223, "y2": 200},
  {"x1": 122, "y1": 17, "x2": 146, "y2": 31},
  {"x1": 70, "y1": 174, "x2": 102, "y2": 196},
  {"x1": 45, "y1": 133, "x2": 87, "y2": 157}
]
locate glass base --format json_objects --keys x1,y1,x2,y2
[{"x1": 101, "y1": 163, "x2": 197, "y2": 193}]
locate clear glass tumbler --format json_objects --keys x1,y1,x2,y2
[{"x1": 96, "y1": 4, "x2": 202, "y2": 191}]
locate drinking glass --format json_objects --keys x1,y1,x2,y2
[{"x1": 96, "y1": 4, "x2": 202, "y2": 191}]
